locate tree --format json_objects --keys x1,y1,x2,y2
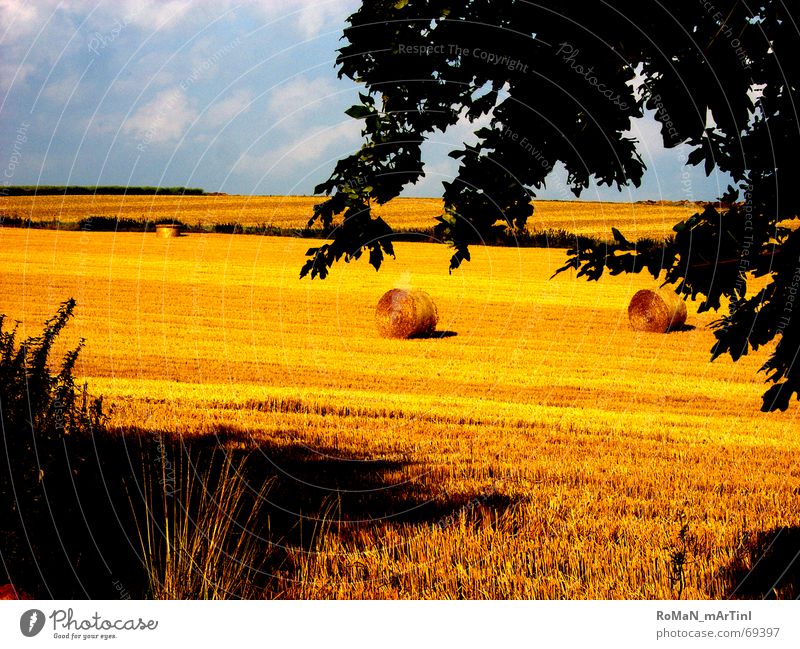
[{"x1": 302, "y1": 0, "x2": 800, "y2": 412}]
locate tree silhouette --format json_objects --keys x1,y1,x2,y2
[{"x1": 302, "y1": 0, "x2": 800, "y2": 412}]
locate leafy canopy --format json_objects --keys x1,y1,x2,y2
[{"x1": 303, "y1": 0, "x2": 800, "y2": 411}]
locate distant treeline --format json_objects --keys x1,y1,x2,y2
[
  {"x1": 0, "y1": 186, "x2": 207, "y2": 196},
  {"x1": 0, "y1": 213, "x2": 660, "y2": 249}
]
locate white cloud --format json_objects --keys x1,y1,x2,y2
[
  {"x1": 0, "y1": 0, "x2": 44, "y2": 36},
  {"x1": 112, "y1": 0, "x2": 193, "y2": 30},
  {"x1": 42, "y1": 73, "x2": 81, "y2": 103},
  {"x1": 627, "y1": 111, "x2": 681, "y2": 162},
  {"x1": 110, "y1": 54, "x2": 178, "y2": 96},
  {"x1": 231, "y1": 72, "x2": 361, "y2": 179},
  {"x1": 0, "y1": 0, "x2": 224, "y2": 70},
  {"x1": 0, "y1": 0, "x2": 355, "y2": 99},
  {"x1": 445, "y1": 109, "x2": 494, "y2": 147},
  {"x1": 0, "y1": 1, "x2": 77, "y2": 93},
  {"x1": 266, "y1": 75, "x2": 341, "y2": 127},
  {"x1": 204, "y1": 88, "x2": 253, "y2": 128},
  {"x1": 0, "y1": 60, "x2": 34, "y2": 92},
  {"x1": 278, "y1": 119, "x2": 361, "y2": 166},
  {"x1": 231, "y1": 71, "x2": 363, "y2": 177},
  {"x1": 236, "y1": 119, "x2": 361, "y2": 175},
  {"x1": 252, "y1": 0, "x2": 358, "y2": 39},
  {"x1": 122, "y1": 88, "x2": 197, "y2": 145},
  {"x1": 79, "y1": 112, "x2": 122, "y2": 136},
  {"x1": 1, "y1": 0, "x2": 356, "y2": 47}
]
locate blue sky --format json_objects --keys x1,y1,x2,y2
[{"x1": 1, "y1": 0, "x2": 732, "y2": 201}]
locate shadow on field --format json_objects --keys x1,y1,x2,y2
[
  {"x1": 667, "y1": 324, "x2": 697, "y2": 333},
  {"x1": 721, "y1": 527, "x2": 800, "y2": 599},
  {"x1": 4, "y1": 426, "x2": 518, "y2": 598},
  {"x1": 408, "y1": 330, "x2": 458, "y2": 339},
  {"x1": 2, "y1": 432, "x2": 156, "y2": 599},
  {"x1": 191, "y1": 427, "x2": 518, "y2": 539}
]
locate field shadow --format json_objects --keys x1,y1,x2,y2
[
  {"x1": 720, "y1": 527, "x2": 800, "y2": 599},
  {"x1": 192, "y1": 427, "x2": 515, "y2": 530},
  {"x1": 4, "y1": 426, "x2": 518, "y2": 598},
  {"x1": 2, "y1": 432, "x2": 158, "y2": 599},
  {"x1": 142, "y1": 428, "x2": 521, "y2": 597},
  {"x1": 668, "y1": 323, "x2": 697, "y2": 333},
  {"x1": 409, "y1": 330, "x2": 458, "y2": 339}
]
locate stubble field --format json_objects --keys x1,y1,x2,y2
[
  {"x1": 0, "y1": 194, "x2": 699, "y2": 240},
  {"x1": 1, "y1": 201, "x2": 798, "y2": 599}
]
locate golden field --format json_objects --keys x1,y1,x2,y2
[
  {"x1": 1, "y1": 224, "x2": 798, "y2": 599},
  {"x1": 0, "y1": 194, "x2": 700, "y2": 240}
]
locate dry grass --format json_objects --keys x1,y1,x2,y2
[
  {"x1": 1, "y1": 225, "x2": 798, "y2": 599},
  {"x1": 134, "y1": 443, "x2": 272, "y2": 600},
  {"x1": 0, "y1": 194, "x2": 702, "y2": 240}
]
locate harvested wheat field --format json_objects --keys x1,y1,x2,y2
[
  {"x1": 1, "y1": 225, "x2": 798, "y2": 599},
  {"x1": 0, "y1": 194, "x2": 699, "y2": 240}
]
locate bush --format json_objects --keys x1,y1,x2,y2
[
  {"x1": 0, "y1": 298, "x2": 105, "y2": 521},
  {"x1": 0, "y1": 300, "x2": 121, "y2": 596}
]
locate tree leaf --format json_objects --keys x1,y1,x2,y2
[{"x1": 344, "y1": 105, "x2": 372, "y2": 119}]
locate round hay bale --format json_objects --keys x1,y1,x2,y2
[
  {"x1": 155, "y1": 224, "x2": 182, "y2": 238},
  {"x1": 628, "y1": 288, "x2": 687, "y2": 333},
  {"x1": 375, "y1": 288, "x2": 438, "y2": 339}
]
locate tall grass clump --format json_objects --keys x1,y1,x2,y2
[{"x1": 133, "y1": 443, "x2": 273, "y2": 599}]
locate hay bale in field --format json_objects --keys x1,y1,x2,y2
[
  {"x1": 155, "y1": 223, "x2": 182, "y2": 238},
  {"x1": 375, "y1": 288, "x2": 438, "y2": 338},
  {"x1": 628, "y1": 288, "x2": 687, "y2": 333}
]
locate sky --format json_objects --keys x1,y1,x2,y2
[{"x1": 0, "y1": 0, "x2": 732, "y2": 201}]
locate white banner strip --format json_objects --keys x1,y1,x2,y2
[{"x1": 1, "y1": 600, "x2": 798, "y2": 648}]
